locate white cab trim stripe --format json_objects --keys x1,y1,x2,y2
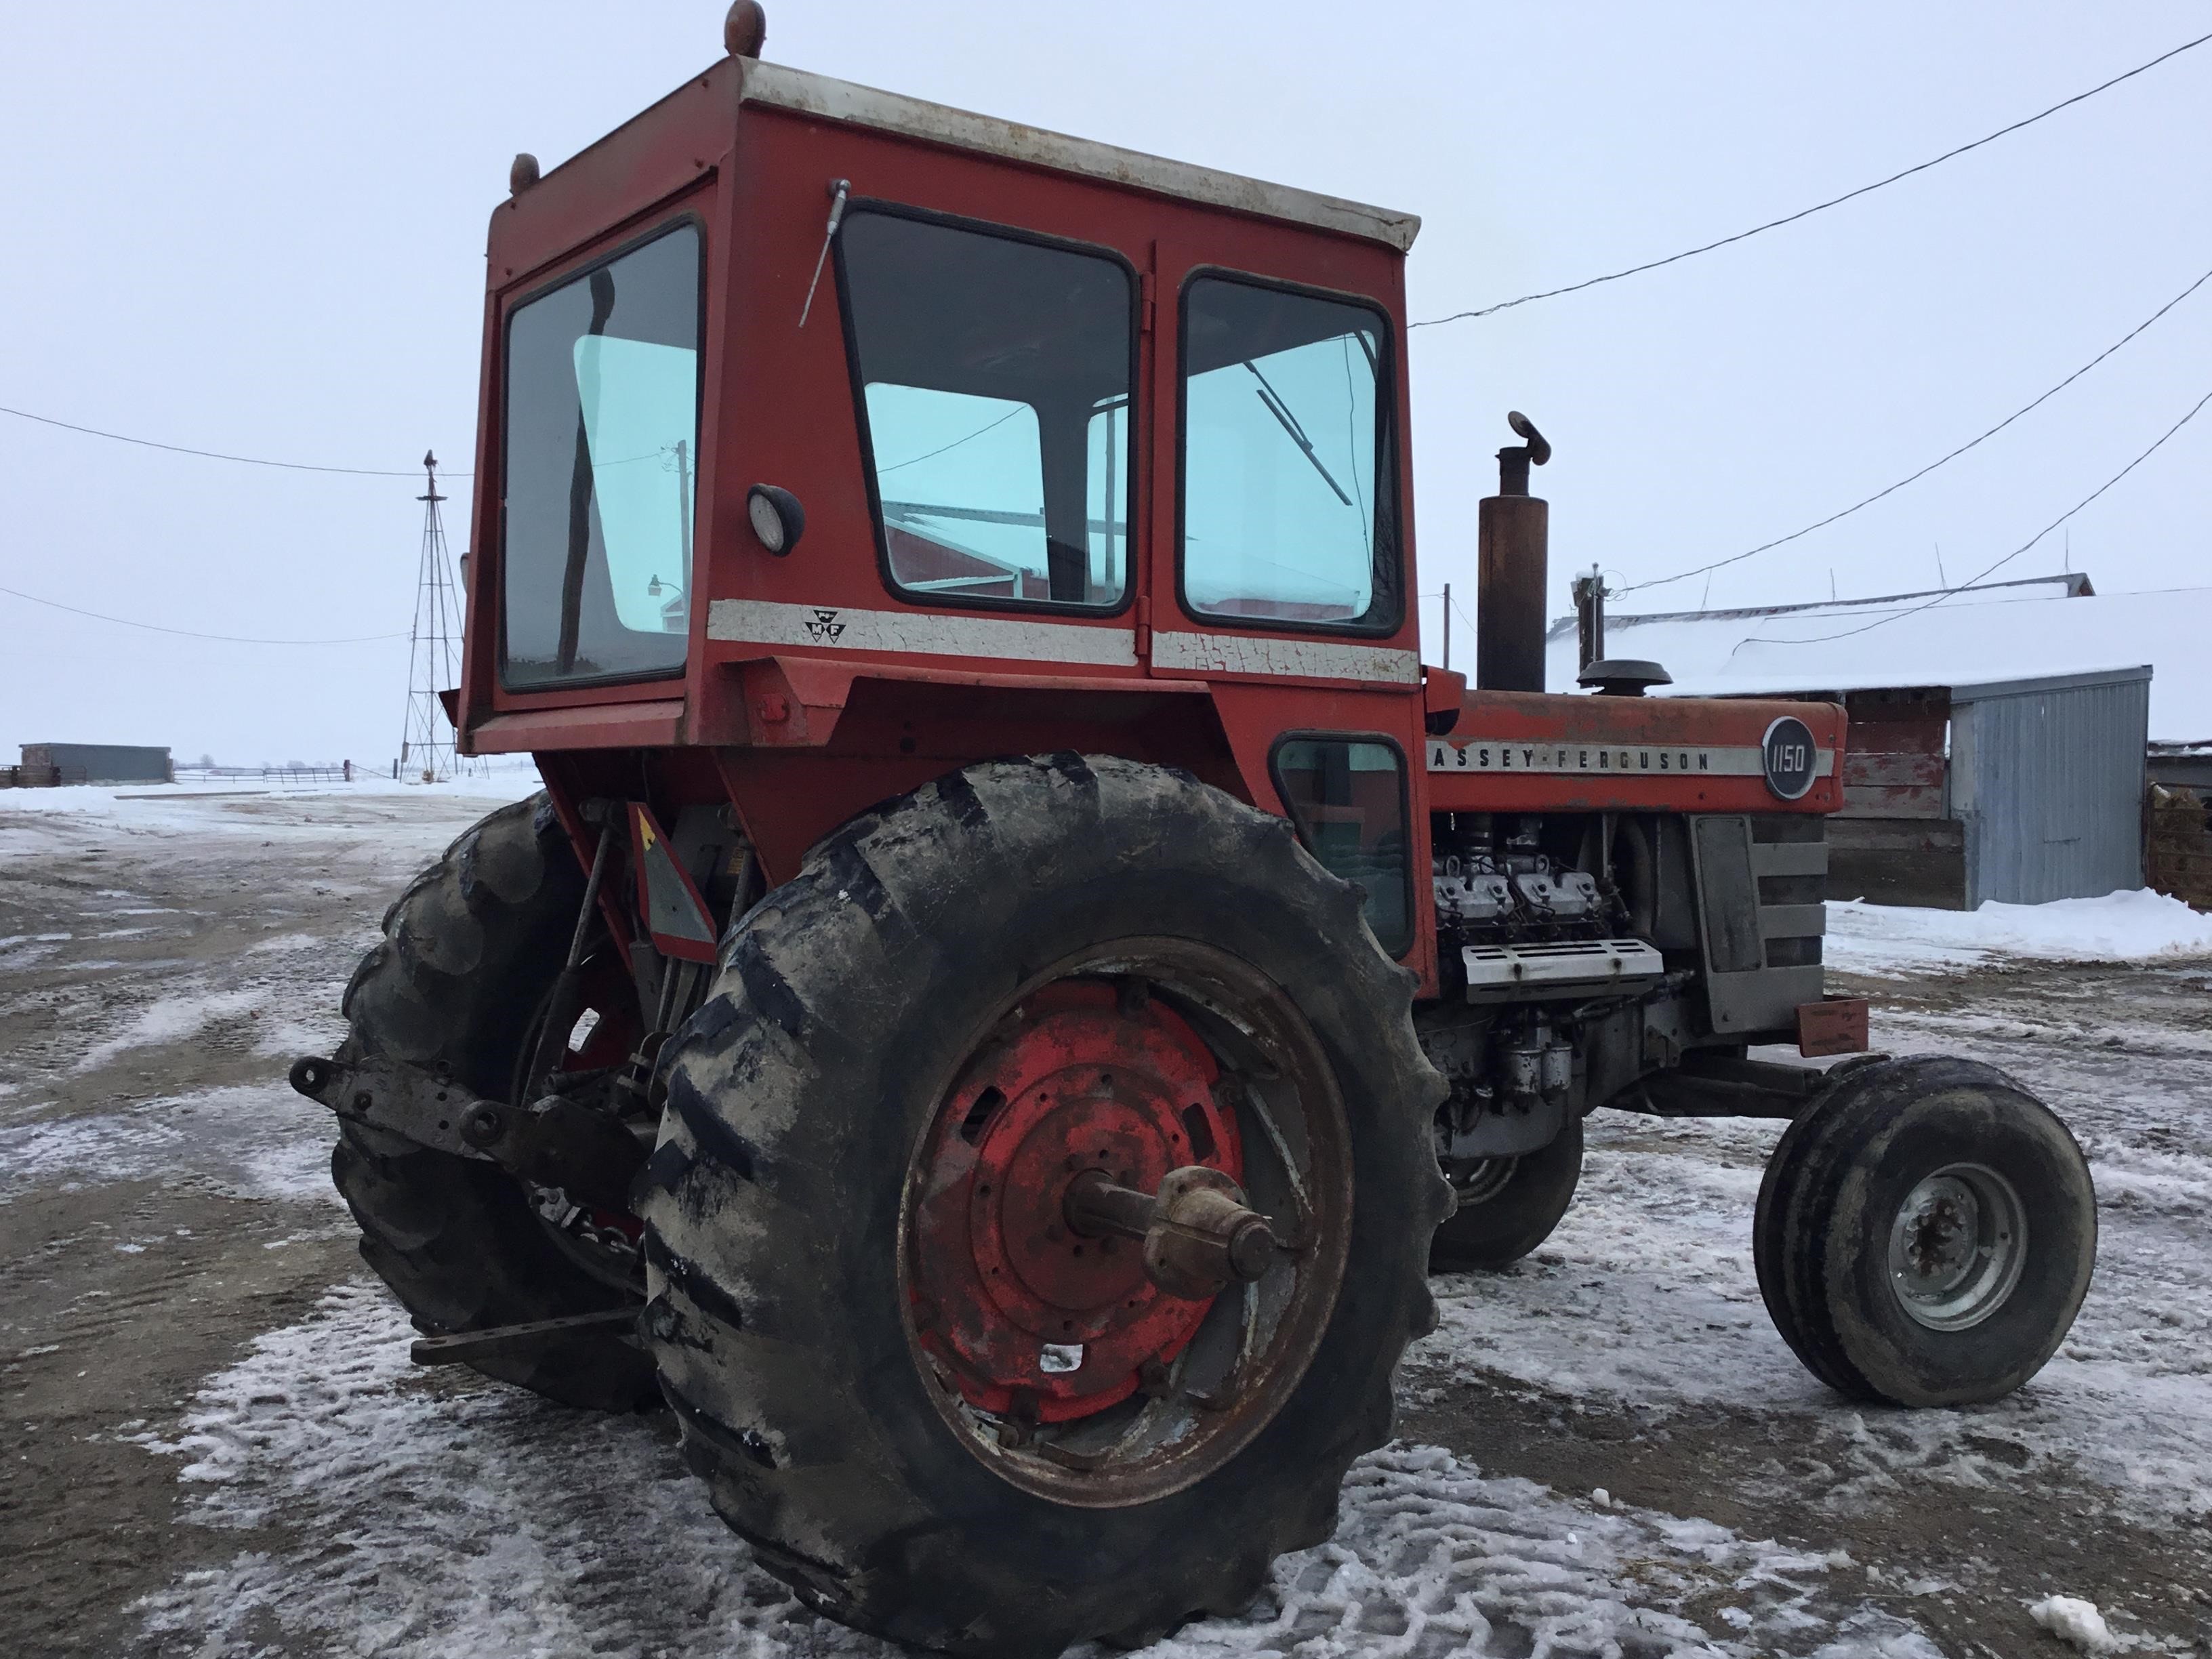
[
  {"x1": 1427, "y1": 738, "x2": 1837, "y2": 778},
  {"x1": 708, "y1": 598, "x2": 1136, "y2": 667},
  {"x1": 1151, "y1": 631, "x2": 1421, "y2": 684}
]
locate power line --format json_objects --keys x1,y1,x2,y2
[
  {"x1": 0, "y1": 581, "x2": 408, "y2": 645},
  {"x1": 1411, "y1": 30, "x2": 2212, "y2": 330},
  {"x1": 1449, "y1": 592, "x2": 1479, "y2": 642},
  {"x1": 0, "y1": 403, "x2": 470, "y2": 478},
  {"x1": 1615, "y1": 260, "x2": 2212, "y2": 596},
  {"x1": 876, "y1": 407, "x2": 1023, "y2": 474},
  {"x1": 1751, "y1": 382, "x2": 2212, "y2": 647}
]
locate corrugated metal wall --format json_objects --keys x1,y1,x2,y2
[{"x1": 1952, "y1": 672, "x2": 2148, "y2": 905}]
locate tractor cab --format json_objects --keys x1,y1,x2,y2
[{"x1": 453, "y1": 33, "x2": 1434, "y2": 874}]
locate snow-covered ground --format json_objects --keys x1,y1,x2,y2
[
  {"x1": 22, "y1": 1084, "x2": 1947, "y2": 1655},
  {"x1": 0, "y1": 767, "x2": 539, "y2": 840},
  {"x1": 129, "y1": 1279, "x2": 1940, "y2": 1659},
  {"x1": 1827, "y1": 888, "x2": 2212, "y2": 977},
  {"x1": 6, "y1": 794, "x2": 2209, "y2": 1656}
]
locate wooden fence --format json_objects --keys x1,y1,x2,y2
[
  {"x1": 171, "y1": 764, "x2": 356, "y2": 785},
  {"x1": 4, "y1": 763, "x2": 357, "y2": 789}
]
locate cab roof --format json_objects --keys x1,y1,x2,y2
[
  {"x1": 735, "y1": 60, "x2": 1420, "y2": 253},
  {"x1": 519, "y1": 52, "x2": 1421, "y2": 258}
]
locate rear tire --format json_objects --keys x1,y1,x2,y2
[
  {"x1": 1430, "y1": 1113, "x2": 1583, "y2": 1271},
  {"x1": 638, "y1": 756, "x2": 1449, "y2": 1658},
  {"x1": 1755, "y1": 1055, "x2": 2095, "y2": 1406},
  {"x1": 333, "y1": 792, "x2": 657, "y2": 1412}
]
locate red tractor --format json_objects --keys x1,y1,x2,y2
[{"x1": 291, "y1": 9, "x2": 2097, "y2": 1653}]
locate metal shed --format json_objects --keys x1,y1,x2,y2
[
  {"x1": 16, "y1": 743, "x2": 173, "y2": 787},
  {"x1": 1737, "y1": 668, "x2": 2152, "y2": 909}
]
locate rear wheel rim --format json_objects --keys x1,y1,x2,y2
[
  {"x1": 899, "y1": 937, "x2": 1353, "y2": 1508},
  {"x1": 1886, "y1": 1161, "x2": 2028, "y2": 1331}
]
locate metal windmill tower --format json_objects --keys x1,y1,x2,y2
[{"x1": 397, "y1": 451, "x2": 469, "y2": 782}]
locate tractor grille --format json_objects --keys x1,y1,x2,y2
[{"x1": 1692, "y1": 814, "x2": 1828, "y2": 1036}]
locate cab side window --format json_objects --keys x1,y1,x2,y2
[{"x1": 838, "y1": 209, "x2": 1134, "y2": 609}]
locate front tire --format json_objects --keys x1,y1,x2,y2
[
  {"x1": 1754, "y1": 1055, "x2": 2095, "y2": 1406},
  {"x1": 638, "y1": 756, "x2": 1449, "y2": 1658},
  {"x1": 1430, "y1": 1113, "x2": 1584, "y2": 1271}
]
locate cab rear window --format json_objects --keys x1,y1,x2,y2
[{"x1": 501, "y1": 222, "x2": 701, "y2": 689}]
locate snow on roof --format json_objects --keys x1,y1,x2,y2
[{"x1": 1548, "y1": 582, "x2": 2211, "y2": 743}]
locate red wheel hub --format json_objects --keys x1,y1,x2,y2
[{"x1": 909, "y1": 982, "x2": 1243, "y2": 1422}]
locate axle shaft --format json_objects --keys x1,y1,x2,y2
[{"x1": 1065, "y1": 1166, "x2": 1277, "y2": 1299}]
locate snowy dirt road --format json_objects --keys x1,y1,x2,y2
[{"x1": 3, "y1": 788, "x2": 2209, "y2": 1657}]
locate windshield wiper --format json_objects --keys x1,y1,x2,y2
[{"x1": 1242, "y1": 361, "x2": 1352, "y2": 507}]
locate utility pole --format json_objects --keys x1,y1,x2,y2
[
  {"x1": 398, "y1": 451, "x2": 468, "y2": 783},
  {"x1": 1441, "y1": 582, "x2": 1451, "y2": 671}
]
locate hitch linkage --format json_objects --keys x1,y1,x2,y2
[{"x1": 287, "y1": 1053, "x2": 646, "y2": 1212}]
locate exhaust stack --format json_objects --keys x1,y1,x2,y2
[{"x1": 1475, "y1": 411, "x2": 1550, "y2": 693}]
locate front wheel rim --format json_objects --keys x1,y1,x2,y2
[
  {"x1": 899, "y1": 937, "x2": 1353, "y2": 1508},
  {"x1": 1443, "y1": 1156, "x2": 1519, "y2": 1208},
  {"x1": 1886, "y1": 1161, "x2": 2028, "y2": 1332}
]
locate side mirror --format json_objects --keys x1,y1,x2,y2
[{"x1": 747, "y1": 483, "x2": 806, "y2": 556}]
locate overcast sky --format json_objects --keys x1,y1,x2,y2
[{"x1": 3, "y1": 1, "x2": 2205, "y2": 764}]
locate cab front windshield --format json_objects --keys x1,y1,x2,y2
[{"x1": 501, "y1": 224, "x2": 701, "y2": 687}]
